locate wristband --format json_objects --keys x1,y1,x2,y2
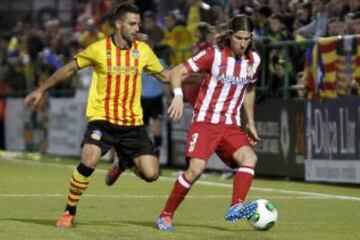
[{"x1": 173, "y1": 88, "x2": 183, "y2": 97}]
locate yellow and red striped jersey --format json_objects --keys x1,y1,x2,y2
[{"x1": 75, "y1": 36, "x2": 164, "y2": 126}]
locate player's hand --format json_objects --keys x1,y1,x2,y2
[
  {"x1": 167, "y1": 95, "x2": 184, "y2": 121},
  {"x1": 246, "y1": 124, "x2": 260, "y2": 145},
  {"x1": 24, "y1": 89, "x2": 43, "y2": 109}
]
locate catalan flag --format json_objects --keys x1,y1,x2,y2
[
  {"x1": 303, "y1": 43, "x2": 322, "y2": 98},
  {"x1": 317, "y1": 36, "x2": 339, "y2": 98}
]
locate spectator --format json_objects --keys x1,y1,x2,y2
[
  {"x1": 292, "y1": 2, "x2": 312, "y2": 31},
  {"x1": 79, "y1": 17, "x2": 105, "y2": 47},
  {"x1": 190, "y1": 22, "x2": 215, "y2": 55},
  {"x1": 142, "y1": 11, "x2": 165, "y2": 45},
  {"x1": 252, "y1": 5, "x2": 272, "y2": 38},
  {"x1": 162, "y1": 10, "x2": 193, "y2": 65},
  {"x1": 268, "y1": 54, "x2": 295, "y2": 98},
  {"x1": 268, "y1": 13, "x2": 291, "y2": 42},
  {"x1": 327, "y1": 17, "x2": 345, "y2": 36},
  {"x1": 293, "y1": 71, "x2": 307, "y2": 99},
  {"x1": 295, "y1": 0, "x2": 329, "y2": 39},
  {"x1": 226, "y1": 0, "x2": 254, "y2": 18}
]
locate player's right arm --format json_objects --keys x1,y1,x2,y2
[
  {"x1": 24, "y1": 60, "x2": 78, "y2": 108},
  {"x1": 168, "y1": 47, "x2": 214, "y2": 120},
  {"x1": 167, "y1": 63, "x2": 189, "y2": 120}
]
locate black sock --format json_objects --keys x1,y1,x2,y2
[{"x1": 77, "y1": 162, "x2": 95, "y2": 177}]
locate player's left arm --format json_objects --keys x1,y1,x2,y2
[{"x1": 243, "y1": 84, "x2": 260, "y2": 144}]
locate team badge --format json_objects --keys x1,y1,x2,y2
[
  {"x1": 132, "y1": 49, "x2": 140, "y2": 58},
  {"x1": 91, "y1": 130, "x2": 102, "y2": 141},
  {"x1": 246, "y1": 65, "x2": 256, "y2": 79}
]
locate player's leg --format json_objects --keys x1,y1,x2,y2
[
  {"x1": 152, "y1": 117, "x2": 162, "y2": 157},
  {"x1": 225, "y1": 145, "x2": 258, "y2": 222},
  {"x1": 217, "y1": 127, "x2": 258, "y2": 222},
  {"x1": 149, "y1": 95, "x2": 164, "y2": 157},
  {"x1": 106, "y1": 125, "x2": 159, "y2": 184},
  {"x1": 56, "y1": 120, "x2": 112, "y2": 227},
  {"x1": 105, "y1": 149, "x2": 126, "y2": 186},
  {"x1": 156, "y1": 158, "x2": 207, "y2": 231},
  {"x1": 56, "y1": 144, "x2": 102, "y2": 227},
  {"x1": 132, "y1": 154, "x2": 159, "y2": 182},
  {"x1": 157, "y1": 122, "x2": 222, "y2": 231},
  {"x1": 231, "y1": 146, "x2": 257, "y2": 206}
]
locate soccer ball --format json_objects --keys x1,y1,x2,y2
[{"x1": 248, "y1": 199, "x2": 278, "y2": 230}]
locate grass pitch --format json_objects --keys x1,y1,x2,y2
[{"x1": 1, "y1": 152, "x2": 360, "y2": 240}]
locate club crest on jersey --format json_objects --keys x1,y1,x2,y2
[
  {"x1": 91, "y1": 130, "x2": 102, "y2": 141},
  {"x1": 132, "y1": 49, "x2": 140, "y2": 58},
  {"x1": 246, "y1": 65, "x2": 257, "y2": 79}
]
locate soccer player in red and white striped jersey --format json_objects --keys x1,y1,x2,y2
[{"x1": 157, "y1": 14, "x2": 261, "y2": 231}]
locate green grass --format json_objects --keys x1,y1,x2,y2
[{"x1": 1, "y1": 152, "x2": 360, "y2": 240}]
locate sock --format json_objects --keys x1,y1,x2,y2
[
  {"x1": 160, "y1": 173, "x2": 192, "y2": 218},
  {"x1": 154, "y1": 135, "x2": 162, "y2": 157},
  {"x1": 231, "y1": 166, "x2": 254, "y2": 206},
  {"x1": 65, "y1": 163, "x2": 94, "y2": 215}
]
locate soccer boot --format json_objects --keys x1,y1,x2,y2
[
  {"x1": 225, "y1": 201, "x2": 258, "y2": 222},
  {"x1": 156, "y1": 216, "x2": 173, "y2": 231},
  {"x1": 55, "y1": 211, "x2": 75, "y2": 227},
  {"x1": 105, "y1": 157, "x2": 125, "y2": 186}
]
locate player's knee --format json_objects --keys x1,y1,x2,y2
[
  {"x1": 247, "y1": 152, "x2": 258, "y2": 164},
  {"x1": 142, "y1": 169, "x2": 159, "y2": 182},
  {"x1": 234, "y1": 148, "x2": 258, "y2": 167},
  {"x1": 81, "y1": 158, "x2": 98, "y2": 169}
]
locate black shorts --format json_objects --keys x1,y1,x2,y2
[
  {"x1": 141, "y1": 95, "x2": 163, "y2": 125},
  {"x1": 81, "y1": 120, "x2": 156, "y2": 161}
]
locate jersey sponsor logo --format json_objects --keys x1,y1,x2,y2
[
  {"x1": 91, "y1": 130, "x2": 102, "y2": 141},
  {"x1": 106, "y1": 49, "x2": 111, "y2": 58},
  {"x1": 107, "y1": 66, "x2": 138, "y2": 75},
  {"x1": 217, "y1": 74, "x2": 248, "y2": 85}
]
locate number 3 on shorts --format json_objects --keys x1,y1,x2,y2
[{"x1": 188, "y1": 133, "x2": 199, "y2": 152}]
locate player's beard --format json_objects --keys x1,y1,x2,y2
[
  {"x1": 234, "y1": 47, "x2": 245, "y2": 58},
  {"x1": 121, "y1": 31, "x2": 135, "y2": 48}
]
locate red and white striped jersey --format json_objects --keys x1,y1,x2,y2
[{"x1": 183, "y1": 45, "x2": 261, "y2": 126}]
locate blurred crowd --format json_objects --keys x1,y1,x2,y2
[{"x1": 1, "y1": 0, "x2": 360, "y2": 100}]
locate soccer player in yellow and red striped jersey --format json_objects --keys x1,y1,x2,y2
[{"x1": 24, "y1": 3, "x2": 170, "y2": 228}]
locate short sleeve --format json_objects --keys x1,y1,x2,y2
[
  {"x1": 248, "y1": 51, "x2": 261, "y2": 84},
  {"x1": 74, "y1": 44, "x2": 97, "y2": 69},
  {"x1": 183, "y1": 46, "x2": 214, "y2": 73},
  {"x1": 143, "y1": 43, "x2": 164, "y2": 74}
]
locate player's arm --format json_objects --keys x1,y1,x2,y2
[
  {"x1": 24, "y1": 60, "x2": 79, "y2": 108},
  {"x1": 152, "y1": 69, "x2": 171, "y2": 83},
  {"x1": 167, "y1": 63, "x2": 189, "y2": 120},
  {"x1": 243, "y1": 84, "x2": 260, "y2": 144}
]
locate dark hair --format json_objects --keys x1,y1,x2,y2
[
  {"x1": 197, "y1": 22, "x2": 213, "y2": 42},
  {"x1": 143, "y1": 10, "x2": 155, "y2": 19},
  {"x1": 228, "y1": 14, "x2": 253, "y2": 33},
  {"x1": 255, "y1": 5, "x2": 272, "y2": 18},
  {"x1": 269, "y1": 13, "x2": 284, "y2": 23},
  {"x1": 216, "y1": 14, "x2": 253, "y2": 49},
  {"x1": 113, "y1": 3, "x2": 140, "y2": 21}
]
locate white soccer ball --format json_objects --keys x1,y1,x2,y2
[{"x1": 248, "y1": 199, "x2": 278, "y2": 230}]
